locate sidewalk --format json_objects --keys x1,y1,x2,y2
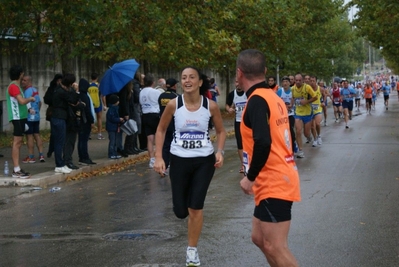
[{"x1": 0, "y1": 117, "x2": 235, "y2": 188}]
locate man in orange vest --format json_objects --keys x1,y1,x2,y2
[{"x1": 236, "y1": 49, "x2": 301, "y2": 267}]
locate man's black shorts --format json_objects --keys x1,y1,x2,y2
[
  {"x1": 12, "y1": 119, "x2": 27, "y2": 137},
  {"x1": 253, "y1": 198, "x2": 293, "y2": 222}
]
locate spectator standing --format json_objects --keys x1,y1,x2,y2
[
  {"x1": 51, "y1": 74, "x2": 80, "y2": 174},
  {"x1": 77, "y1": 78, "x2": 96, "y2": 165},
  {"x1": 155, "y1": 78, "x2": 166, "y2": 93},
  {"x1": 139, "y1": 73, "x2": 161, "y2": 168},
  {"x1": 131, "y1": 72, "x2": 144, "y2": 153},
  {"x1": 43, "y1": 73, "x2": 63, "y2": 158},
  {"x1": 124, "y1": 79, "x2": 140, "y2": 155},
  {"x1": 117, "y1": 82, "x2": 130, "y2": 157},
  {"x1": 63, "y1": 82, "x2": 84, "y2": 170},
  {"x1": 157, "y1": 78, "x2": 179, "y2": 174},
  {"x1": 6, "y1": 65, "x2": 36, "y2": 178},
  {"x1": 106, "y1": 94, "x2": 123, "y2": 159},
  {"x1": 88, "y1": 73, "x2": 105, "y2": 140},
  {"x1": 21, "y1": 75, "x2": 45, "y2": 163}
]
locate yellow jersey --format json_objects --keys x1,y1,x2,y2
[{"x1": 292, "y1": 83, "x2": 317, "y2": 116}]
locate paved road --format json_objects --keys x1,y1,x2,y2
[{"x1": 0, "y1": 93, "x2": 398, "y2": 266}]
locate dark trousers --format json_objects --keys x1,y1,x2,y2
[
  {"x1": 78, "y1": 123, "x2": 91, "y2": 160},
  {"x1": 64, "y1": 130, "x2": 77, "y2": 163},
  {"x1": 108, "y1": 131, "x2": 121, "y2": 157},
  {"x1": 138, "y1": 131, "x2": 147, "y2": 150},
  {"x1": 162, "y1": 130, "x2": 173, "y2": 167},
  {"x1": 124, "y1": 134, "x2": 133, "y2": 153},
  {"x1": 48, "y1": 130, "x2": 54, "y2": 156},
  {"x1": 51, "y1": 117, "x2": 66, "y2": 167},
  {"x1": 289, "y1": 115, "x2": 296, "y2": 152}
]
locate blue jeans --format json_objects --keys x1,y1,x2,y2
[
  {"x1": 108, "y1": 131, "x2": 118, "y2": 157},
  {"x1": 78, "y1": 123, "x2": 91, "y2": 160},
  {"x1": 51, "y1": 117, "x2": 66, "y2": 167}
]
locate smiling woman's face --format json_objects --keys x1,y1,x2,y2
[{"x1": 181, "y1": 68, "x2": 202, "y2": 93}]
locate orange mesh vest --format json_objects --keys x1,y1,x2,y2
[{"x1": 241, "y1": 88, "x2": 301, "y2": 205}]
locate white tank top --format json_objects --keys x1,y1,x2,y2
[
  {"x1": 233, "y1": 90, "x2": 247, "y2": 122},
  {"x1": 279, "y1": 88, "x2": 294, "y2": 116},
  {"x1": 170, "y1": 95, "x2": 214, "y2": 158}
]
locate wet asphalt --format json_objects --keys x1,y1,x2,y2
[{"x1": 0, "y1": 93, "x2": 398, "y2": 266}]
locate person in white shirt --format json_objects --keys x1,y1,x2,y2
[{"x1": 139, "y1": 73, "x2": 161, "y2": 168}]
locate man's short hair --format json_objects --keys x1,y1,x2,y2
[
  {"x1": 9, "y1": 65, "x2": 24, "y2": 80},
  {"x1": 282, "y1": 76, "x2": 290, "y2": 82},
  {"x1": 236, "y1": 49, "x2": 266, "y2": 80},
  {"x1": 144, "y1": 73, "x2": 155, "y2": 87},
  {"x1": 91, "y1": 73, "x2": 99, "y2": 80},
  {"x1": 61, "y1": 73, "x2": 76, "y2": 87}
]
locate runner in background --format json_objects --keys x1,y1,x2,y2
[
  {"x1": 225, "y1": 79, "x2": 247, "y2": 172},
  {"x1": 331, "y1": 82, "x2": 342, "y2": 122},
  {"x1": 277, "y1": 76, "x2": 296, "y2": 153},
  {"x1": 354, "y1": 83, "x2": 363, "y2": 112}
]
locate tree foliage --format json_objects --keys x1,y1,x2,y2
[
  {"x1": 0, "y1": 0, "x2": 362, "y2": 80},
  {"x1": 350, "y1": 0, "x2": 399, "y2": 73}
]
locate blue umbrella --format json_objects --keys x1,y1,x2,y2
[{"x1": 99, "y1": 59, "x2": 140, "y2": 96}]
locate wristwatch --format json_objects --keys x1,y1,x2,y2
[{"x1": 217, "y1": 149, "x2": 225, "y2": 156}]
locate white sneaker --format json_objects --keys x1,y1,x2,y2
[
  {"x1": 324, "y1": 121, "x2": 327, "y2": 126},
  {"x1": 317, "y1": 136, "x2": 322, "y2": 145},
  {"x1": 186, "y1": 247, "x2": 200, "y2": 266},
  {"x1": 312, "y1": 140, "x2": 317, "y2": 147},
  {"x1": 296, "y1": 150, "x2": 305, "y2": 158},
  {"x1": 55, "y1": 166, "x2": 72, "y2": 174},
  {"x1": 306, "y1": 136, "x2": 312, "y2": 144},
  {"x1": 149, "y1": 157, "x2": 155, "y2": 168}
]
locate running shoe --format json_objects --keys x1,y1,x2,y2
[
  {"x1": 39, "y1": 155, "x2": 45, "y2": 162},
  {"x1": 12, "y1": 169, "x2": 30, "y2": 178},
  {"x1": 335, "y1": 119, "x2": 339, "y2": 123},
  {"x1": 312, "y1": 140, "x2": 317, "y2": 147},
  {"x1": 306, "y1": 136, "x2": 312, "y2": 144},
  {"x1": 324, "y1": 121, "x2": 327, "y2": 126},
  {"x1": 54, "y1": 166, "x2": 72, "y2": 174},
  {"x1": 296, "y1": 150, "x2": 305, "y2": 158},
  {"x1": 345, "y1": 125, "x2": 349, "y2": 129},
  {"x1": 186, "y1": 247, "x2": 200, "y2": 267},
  {"x1": 317, "y1": 136, "x2": 322, "y2": 145},
  {"x1": 97, "y1": 134, "x2": 105, "y2": 140},
  {"x1": 149, "y1": 157, "x2": 155, "y2": 168},
  {"x1": 22, "y1": 156, "x2": 35, "y2": 163}
]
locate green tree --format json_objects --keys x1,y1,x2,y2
[{"x1": 350, "y1": 0, "x2": 399, "y2": 72}]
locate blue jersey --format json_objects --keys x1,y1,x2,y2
[
  {"x1": 24, "y1": 86, "x2": 41, "y2": 122},
  {"x1": 382, "y1": 85, "x2": 390, "y2": 96},
  {"x1": 340, "y1": 87, "x2": 356, "y2": 102}
]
